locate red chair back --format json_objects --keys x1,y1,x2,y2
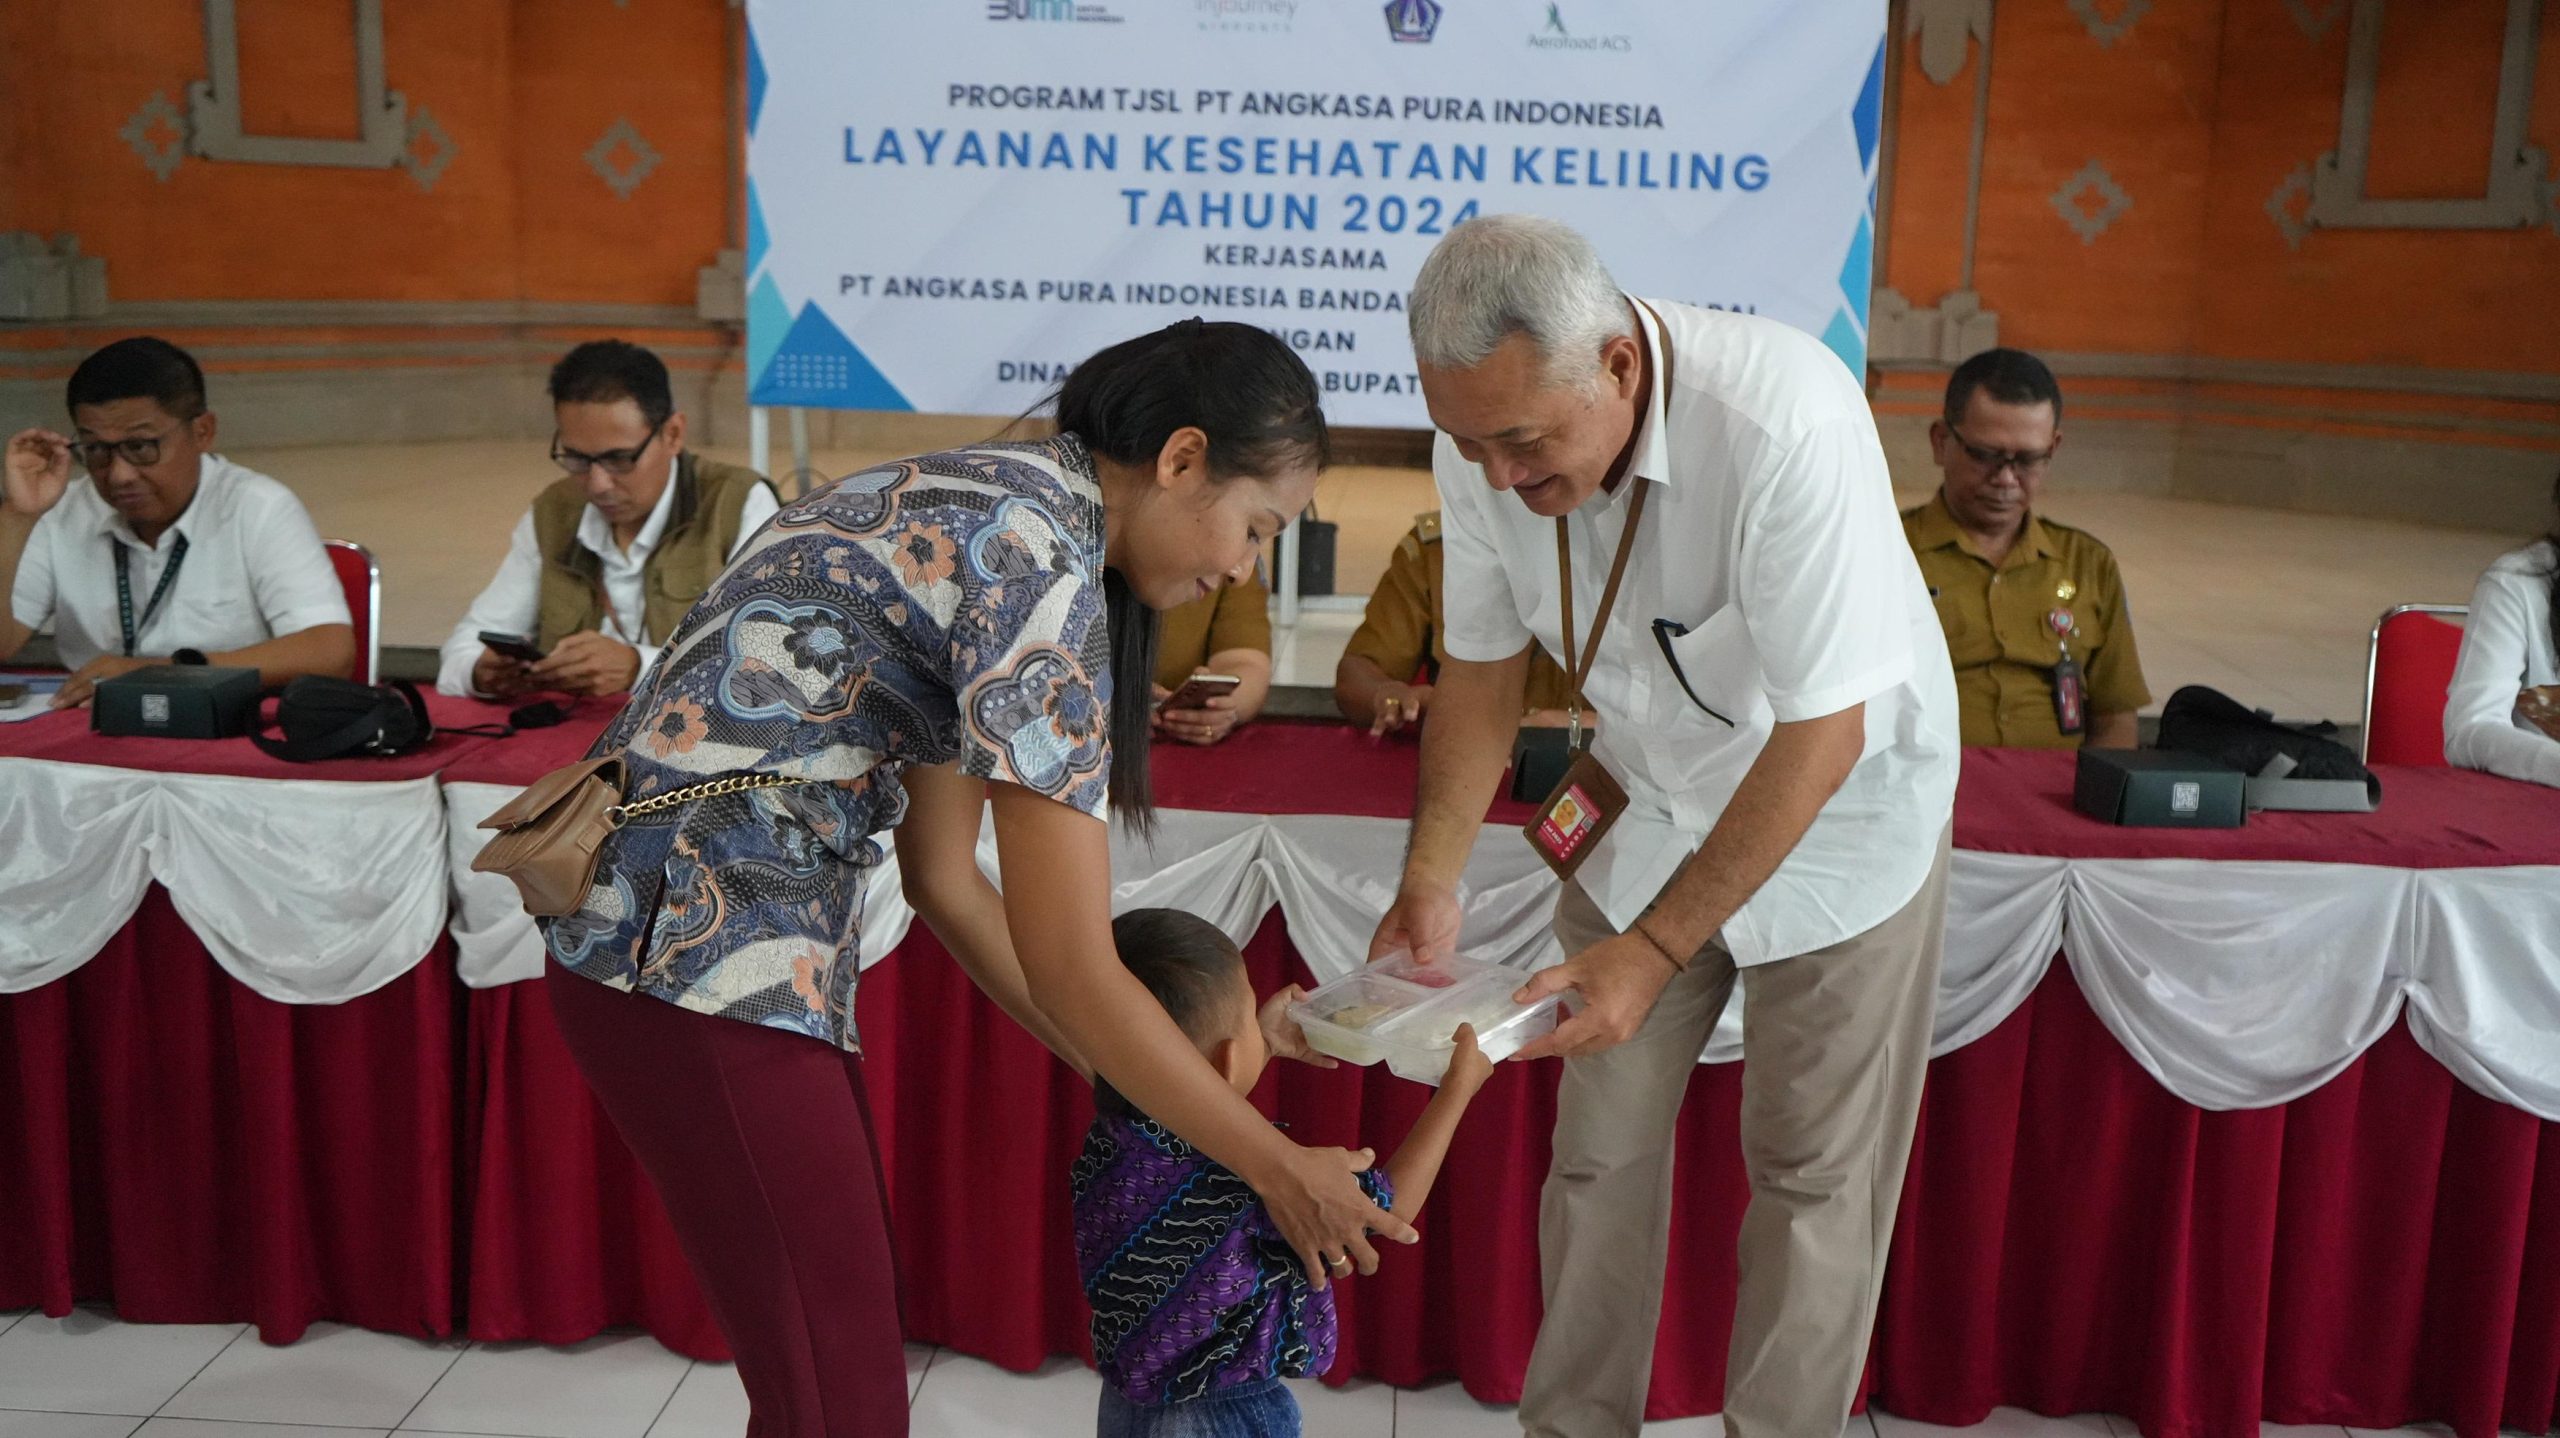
[
  {"x1": 325, "y1": 539, "x2": 381, "y2": 686},
  {"x1": 2362, "y1": 604, "x2": 2467, "y2": 766}
]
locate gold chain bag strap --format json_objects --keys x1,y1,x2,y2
[{"x1": 471, "y1": 757, "x2": 812, "y2": 918}]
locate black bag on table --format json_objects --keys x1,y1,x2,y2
[
  {"x1": 2154, "y1": 684, "x2": 2380, "y2": 807},
  {"x1": 249, "y1": 676, "x2": 435, "y2": 762}
]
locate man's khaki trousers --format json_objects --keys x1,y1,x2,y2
[{"x1": 1518, "y1": 830, "x2": 1951, "y2": 1438}]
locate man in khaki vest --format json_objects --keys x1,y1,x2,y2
[{"x1": 437, "y1": 340, "x2": 778, "y2": 698}]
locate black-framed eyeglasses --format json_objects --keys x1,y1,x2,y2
[
  {"x1": 1947, "y1": 424, "x2": 2055, "y2": 478},
  {"x1": 1651, "y1": 618, "x2": 1736, "y2": 728},
  {"x1": 551, "y1": 419, "x2": 665, "y2": 477},
  {"x1": 72, "y1": 430, "x2": 178, "y2": 472}
]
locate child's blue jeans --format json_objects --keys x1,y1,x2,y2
[{"x1": 1097, "y1": 1377, "x2": 1302, "y2": 1438}]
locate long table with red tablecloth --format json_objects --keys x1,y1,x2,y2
[{"x1": 2, "y1": 699, "x2": 2554, "y2": 1437}]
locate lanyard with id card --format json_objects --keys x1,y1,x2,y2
[
  {"x1": 1523, "y1": 302, "x2": 1670, "y2": 880},
  {"x1": 1522, "y1": 484, "x2": 1648, "y2": 879}
]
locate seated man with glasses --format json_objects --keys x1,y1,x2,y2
[
  {"x1": 437, "y1": 340, "x2": 778, "y2": 699},
  {"x1": 1904, "y1": 347, "x2": 2149, "y2": 749},
  {"x1": 2, "y1": 336, "x2": 355, "y2": 708}
]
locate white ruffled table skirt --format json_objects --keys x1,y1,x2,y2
[{"x1": 6, "y1": 753, "x2": 2552, "y2": 1120}]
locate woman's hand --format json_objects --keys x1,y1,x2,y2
[
  {"x1": 1260, "y1": 1141, "x2": 1416, "y2": 1291},
  {"x1": 1160, "y1": 693, "x2": 1241, "y2": 746},
  {"x1": 1257, "y1": 985, "x2": 1339, "y2": 1070}
]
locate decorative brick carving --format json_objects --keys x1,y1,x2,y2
[
  {"x1": 2051, "y1": 160, "x2": 2133, "y2": 244},
  {"x1": 121, "y1": 92, "x2": 189, "y2": 183},
  {"x1": 585, "y1": 119, "x2": 662, "y2": 200},
  {"x1": 2067, "y1": 0, "x2": 2149, "y2": 48}
]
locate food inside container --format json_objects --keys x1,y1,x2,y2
[
  {"x1": 1292, "y1": 972, "x2": 1451, "y2": 1066},
  {"x1": 1289, "y1": 951, "x2": 1565, "y2": 1085}
]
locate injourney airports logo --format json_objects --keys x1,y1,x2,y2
[{"x1": 1197, "y1": 0, "x2": 1297, "y2": 31}]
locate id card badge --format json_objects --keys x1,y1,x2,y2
[
  {"x1": 1524, "y1": 746, "x2": 1629, "y2": 881},
  {"x1": 2053, "y1": 650, "x2": 2086, "y2": 736}
]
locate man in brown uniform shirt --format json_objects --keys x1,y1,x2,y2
[
  {"x1": 1334, "y1": 511, "x2": 1580, "y2": 734},
  {"x1": 1903, "y1": 349, "x2": 2148, "y2": 748}
]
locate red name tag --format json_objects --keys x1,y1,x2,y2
[{"x1": 1525, "y1": 749, "x2": 1629, "y2": 880}]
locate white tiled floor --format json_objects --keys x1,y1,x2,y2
[{"x1": 0, "y1": 1306, "x2": 2498, "y2": 1438}]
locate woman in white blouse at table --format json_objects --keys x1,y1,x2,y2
[{"x1": 2443, "y1": 470, "x2": 2560, "y2": 788}]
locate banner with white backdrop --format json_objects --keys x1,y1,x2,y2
[{"x1": 743, "y1": 0, "x2": 1885, "y2": 425}]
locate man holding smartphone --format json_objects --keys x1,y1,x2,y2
[
  {"x1": 1370, "y1": 217, "x2": 1958, "y2": 1438},
  {"x1": 436, "y1": 341, "x2": 777, "y2": 699}
]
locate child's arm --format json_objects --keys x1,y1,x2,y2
[{"x1": 1382, "y1": 1026, "x2": 1497, "y2": 1219}]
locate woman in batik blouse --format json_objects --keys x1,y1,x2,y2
[{"x1": 538, "y1": 321, "x2": 1408, "y2": 1437}]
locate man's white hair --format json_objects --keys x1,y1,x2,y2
[{"x1": 1407, "y1": 214, "x2": 1633, "y2": 388}]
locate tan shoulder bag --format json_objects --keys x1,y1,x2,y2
[{"x1": 471, "y1": 758, "x2": 811, "y2": 918}]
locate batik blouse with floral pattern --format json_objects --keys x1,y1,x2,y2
[{"x1": 541, "y1": 436, "x2": 1114, "y2": 1052}]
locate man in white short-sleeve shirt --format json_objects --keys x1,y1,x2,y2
[
  {"x1": 1370, "y1": 217, "x2": 1958, "y2": 1438},
  {"x1": 2, "y1": 337, "x2": 354, "y2": 709}
]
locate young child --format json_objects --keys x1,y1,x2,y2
[{"x1": 1072, "y1": 908, "x2": 1495, "y2": 1438}]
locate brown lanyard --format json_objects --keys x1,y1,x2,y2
[{"x1": 1552, "y1": 301, "x2": 1674, "y2": 749}]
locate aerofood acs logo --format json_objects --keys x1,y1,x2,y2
[
  {"x1": 1383, "y1": 0, "x2": 1443, "y2": 43},
  {"x1": 1529, "y1": 3, "x2": 1630, "y2": 52},
  {"x1": 986, "y1": 0, "x2": 1123, "y2": 24}
]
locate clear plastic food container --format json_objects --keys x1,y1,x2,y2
[{"x1": 1290, "y1": 952, "x2": 1562, "y2": 1085}]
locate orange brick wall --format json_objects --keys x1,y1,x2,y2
[
  {"x1": 0, "y1": 1, "x2": 733, "y2": 308},
  {"x1": 3, "y1": 1, "x2": 2551, "y2": 503},
  {"x1": 1883, "y1": 0, "x2": 2560, "y2": 379}
]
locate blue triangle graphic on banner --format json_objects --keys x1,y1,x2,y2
[
  {"x1": 753, "y1": 303, "x2": 912, "y2": 412},
  {"x1": 1851, "y1": 36, "x2": 1885, "y2": 172},
  {"x1": 747, "y1": 274, "x2": 790, "y2": 387},
  {"x1": 747, "y1": 24, "x2": 769, "y2": 136}
]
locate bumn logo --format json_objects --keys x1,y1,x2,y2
[
  {"x1": 986, "y1": 0, "x2": 1122, "y2": 22},
  {"x1": 1383, "y1": 0, "x2": 1443, "y2": 43}
]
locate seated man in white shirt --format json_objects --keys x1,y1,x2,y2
[
  {"x1": 1, "y1": 336, "x2": 355, "y2": 709},
  {"x1": 436, "y1": 340, "x2": 778, "y2": 699}
]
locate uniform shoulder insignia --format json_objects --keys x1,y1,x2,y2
[{"x1": 1413, "y1": 510, "x2": 1441, "y2": 542}]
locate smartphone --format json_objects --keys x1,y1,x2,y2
[
  {"x1": 478, "y1": 631, "x2": 548, "y2": 664},
  {"x1": 1158, "y1": 673, "x2": 1241, "y2": 713}
]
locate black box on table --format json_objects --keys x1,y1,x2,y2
[
  {"x1": 2072, "y1": 747, "x2": 2246, "y2": 829},
  {"x1": 91, "y1": 665, "x2": 261, "y2": 739}
]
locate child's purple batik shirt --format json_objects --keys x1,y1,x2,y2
[{"x1": 1070, "y1": 1111, "x2": 1393, "y2": 1406}]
